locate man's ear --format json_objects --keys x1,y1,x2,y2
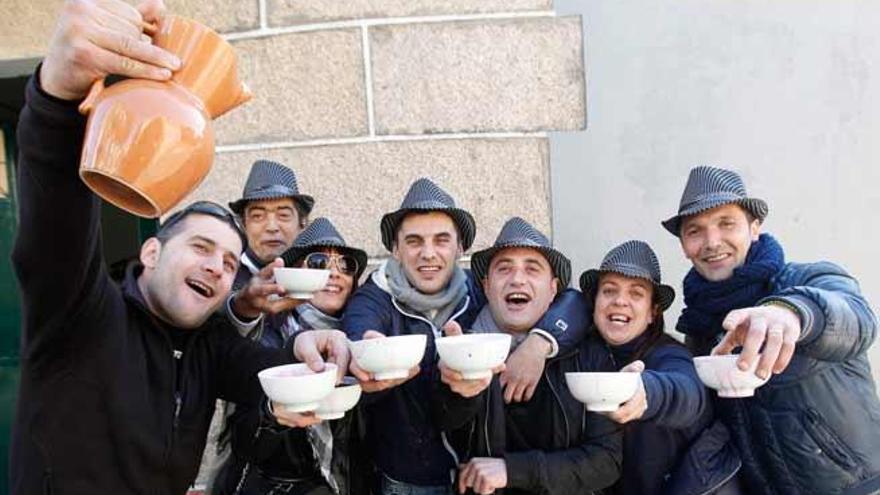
[
  {"x1": 550, "y1": 277, "x2": 560, "y2": 299},
  {"x1": 391, "y1": 241, "x2": 401, "y2": 261},
  {"x1": 750, "y1": 218, "x2": 762, "y2": 242},
  {"x1": 140, "y1": 238, "x2": 162, "y2": 269}
]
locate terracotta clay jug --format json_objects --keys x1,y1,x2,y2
[{"x1": 78, "y1": 15, "x2": 252, "y2": 218}]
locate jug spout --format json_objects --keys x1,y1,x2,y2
[
  {"x1": 237, "y1": 82, "x2": 254, "y2": 108},
  {"x1": 207, "y1": 79, "x2": 252, "y2": 119},
  {"x1": 153, "y1": 15, "x2": 252, "y2": 119}
]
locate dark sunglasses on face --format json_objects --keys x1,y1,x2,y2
[{"x1": 301, "y1": 252, "x2": 359, "y2": 276}]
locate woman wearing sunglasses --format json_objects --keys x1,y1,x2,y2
[
  {"x1": 215, "y1": 218, "x2": 370, "y2": 495},
  {"x1": 579, "y1": 241, "x2": 742, "y2": 495}
]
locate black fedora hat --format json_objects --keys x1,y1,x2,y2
[
  {"x1": 380, "y1": 178, "x2": 476, "y2": 252},
  {"x1": 228, "y1": 160, "x2": 315, "y2": 215},
  {"x1": 662, "y1": 165, "x2": 768, "y2": 237},
  {"x1": 280, "y1": 218, "x2": 368, "y2": 280},
  {"x1": 471, "y1": 217, "x2": 571, "y2": 290},
  {"x1": 579, "y1": 240, "x2": 675, "y2": 311}
]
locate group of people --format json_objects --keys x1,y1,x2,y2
[{"x1": 9, "y1": 1, "x2": 880, "y2": 494}]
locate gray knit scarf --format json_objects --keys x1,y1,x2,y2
[
  {"x1": 385, "y1": 258, "x2": 469, "y2": 329},
  {"x1": 279, "y1": 303, "x2": 341, "y2": 342},
  {"x1": 473, "y1": 306, "x2": 527, "y2": 349}
]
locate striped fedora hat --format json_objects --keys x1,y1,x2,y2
[
  {"x1": 662, "y1": 165, "x2": 768, "y2": 237},
  {"x1": 280, "y1": 217, "x2": 368, "y2": 280},
  {"x1": 471, "y1": 217, "x2": 571, "y2": 290},
  {"x1": 579, "y1": 240, "x2": 675, "y2": 310},
  {"x1": 380, "y1": 178, "x2": 476, "y2": 252},
  {"x1": 229, "y1": 160, "x2": 315, "y2": 215}
]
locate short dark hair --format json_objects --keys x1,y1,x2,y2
[{"x1": 157, "y1": 201, "x2": 248, "y2": 249}]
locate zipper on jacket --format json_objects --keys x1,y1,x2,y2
[
  {"x1": 544, "y1": 371, "x2": 571, "y2": 448},
  {"x1": 390, "y1": 295, "x2": 471, "y2": 468},
  {"x1": 162, "y1": 345, "x2": 185, "y2": 469},
  {"x1": 172, "y1": 348, "x2": 185, "y2": 430},
  {"x1": 484, "y1": 383, "x2": 493, "y2": 457},
  {"x1": 389, "y1": 296, "x2": 471, "y2": 338},
  {"x1": 173, "y1": 391, "x2": 182, "y2": 429}
]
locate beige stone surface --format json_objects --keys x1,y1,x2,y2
[
  {"x1": 166, "y1": 0, "x2": 259, "y2": 33},
  {"x1": 0, "y1": 0, "x2": 258, "y2": 60},
  {"x1": 215, "y1": 30, "x2": 368, "y2": 145},
  {"x1": 267, "y1": 0, "x2": 553, "y2": 27},
  {"x1": 1, "y1": 0, "x2": 62, "y2": 59},
  {"x1": 370, "y1": 16, "x2": 585, "y2": 135},
  {"x1": 183, "y1": 138, "x2": 551, "y2": 257}
]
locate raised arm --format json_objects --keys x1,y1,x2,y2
[
  {"x1": 13, "y1": 0, "x2": 180, "y2": 365},
  {"x1": 12, "y1": 69, "x2": 117, "y2": 374}
]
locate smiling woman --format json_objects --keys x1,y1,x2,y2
[{"x1": 578, "y1": 240, "x2": 741, "y2": 495}]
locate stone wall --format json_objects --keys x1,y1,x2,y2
[
  {"x1": 188, "y1": 2, "x2": 585, "y2": 257},
  {"x1": 0, "y1": 1, "x2": 586, "y2": 257}
]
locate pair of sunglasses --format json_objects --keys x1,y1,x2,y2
[{"x1": 302, "y1": 252, "x2": 359, "y2": 276}]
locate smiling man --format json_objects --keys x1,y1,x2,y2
[
  {"x1": 438, "y1": 217, "x2": 621, "y2": 495},
  {"x1": 228, "y1": 159, "x2": 314, "y2": 290},
  {"x1": 666, "y1": 165, "x2": 880, "y2": 495},
  {"x1": 343, "y1": 181, "x2": 589, "y2": 494},
  {"x1": 10, "y1": 2, "x2": 349, "y2": 493}
]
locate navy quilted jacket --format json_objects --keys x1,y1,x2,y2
[{"x1": 686, "y1": 261, "x2": 880, "y2": 495}]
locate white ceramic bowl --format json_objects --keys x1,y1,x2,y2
[
  {"x1": 565, "y1": 372, "x2": 641, "y2": 412},
  {"x1": 258, "y1": 363, "x2": 337, "y2": 413},
  {"x1": 315, "y1": 377, "x2": 362, "y2": 420},
  {"x1": 436, "y1": 333, "x2": 512, "y2": 379},
  {"x1": 349, "y1": 334, "x2": 427, "y2": 380},
  {"x1": 273, "y1": 267, "x2": 331, "y2": 299},
  {"x1": 694, "y1": 354, "x2": 770, "y2": 398}
]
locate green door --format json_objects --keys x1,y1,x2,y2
[{"x1": 0, "y1": 124, "x2": 21, "y2": 494}]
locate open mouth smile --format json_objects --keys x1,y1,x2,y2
[
  {"x1": 185, "y1": 278, "x2": 215, "y2": 299},
  {"x1": 608, "y1": 313, "x2": 631, "y2": 326},
  {"x1": 505, "y1": 292, "x2": 532, "y2": 309}
]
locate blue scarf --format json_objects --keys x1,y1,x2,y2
[{"x1": 676, "y1": 234, "x2": 785, "y2": 343}]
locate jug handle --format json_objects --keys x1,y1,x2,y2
[{"x1": 79, "y1": 78, "x2": 105, "y2": 116}]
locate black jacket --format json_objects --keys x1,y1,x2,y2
[
  {"x1": 437, "y1": 347, "x2": 623, "y2": 494},
  {"x1": 216, "y1": 401, "x2": 372, "y2": 495},
  {"x1": 216, "y1": 310, "x2": 374, "y2": 495},
  {"x1": 10, "y1": 73, "x2": 294, "y2": 494}
]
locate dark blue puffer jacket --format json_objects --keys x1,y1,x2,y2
[
  {"x1": 686, "y1": 261, "x2": 880, "y2": 495},
  {"x1": 581, "y1": 333, "x2": 742, "y2": 495},
  {"x1": 342, "y1": 267, "x2": 588, "y2": 486}
]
